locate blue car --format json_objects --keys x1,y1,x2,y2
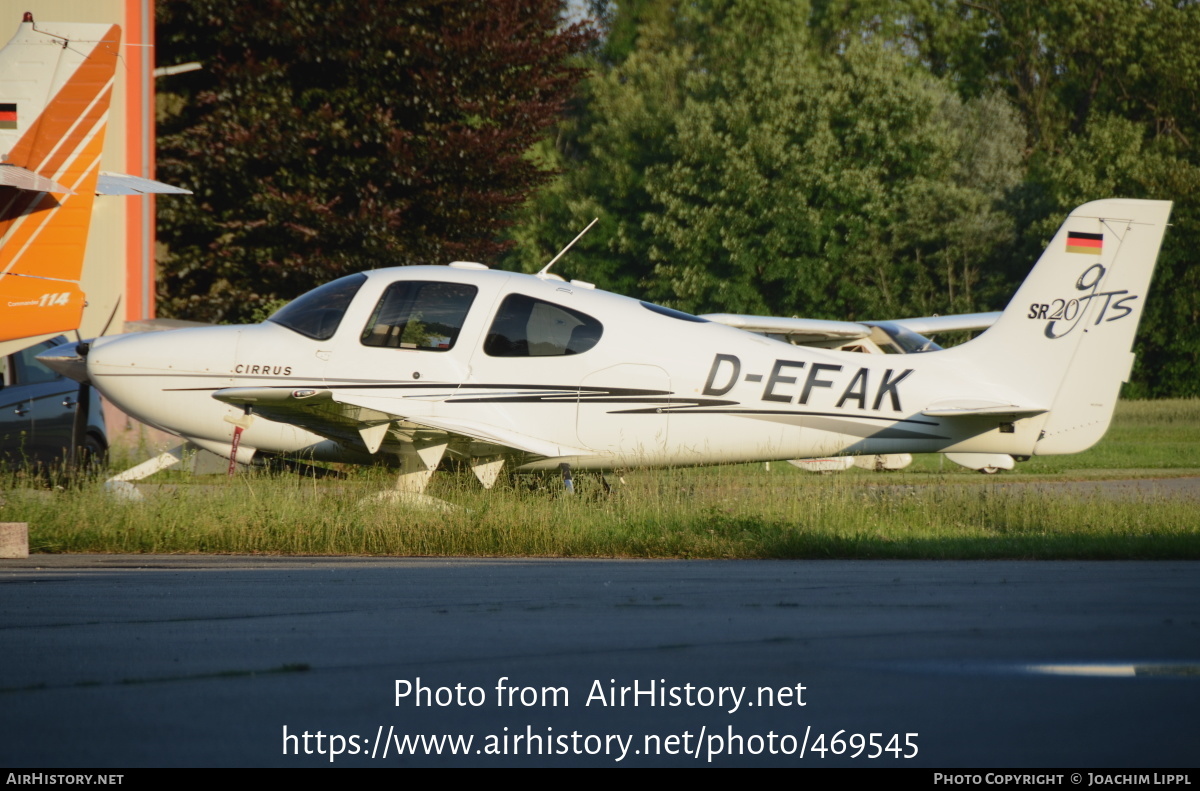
[{"x1": 0, "y1": 336, "x2": 107, "y2": 470}]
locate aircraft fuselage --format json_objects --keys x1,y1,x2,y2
[{"x1": 81, "y1": 264, "x2": 1044, "y2": 471}]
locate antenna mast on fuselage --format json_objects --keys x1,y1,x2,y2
[{"x1": 536, "y1": 218, "x2": 599, "y2": 280}]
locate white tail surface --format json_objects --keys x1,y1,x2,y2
[{"x1": 954, "y1": 199, "x2": 1172, "y2": 454}]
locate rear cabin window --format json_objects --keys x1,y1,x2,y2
[
  {"x1": 269, "y1": 273, "x2": 366, "y2": 340},
  {"x1": 360, "y1": 281, "x2": 477, "y2": 352},
  {"x1": 484, "y1": 293, "x2": 602, "y2": 357}
]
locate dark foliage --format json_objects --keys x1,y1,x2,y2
[{"x1": 156, "y1": 0, "x2": 593, "y2": 322}]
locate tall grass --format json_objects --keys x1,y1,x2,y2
[
  {"x1": 6, "y1": 461, "x2": 1197, "y2": 558},
  {"x1": 3, "y1": 399, "x2": 1197, "y2": 558}
]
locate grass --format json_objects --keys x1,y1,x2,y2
[
  {"x1": 2, "y1": 399, "x2": 1198, "y2": 559},
  {"x1": 900, "y1": 398, "x2": 1200, "y2": 476}
]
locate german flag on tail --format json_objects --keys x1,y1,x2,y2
[{"x1": 1066, "y1": 231, "x2": 1103, "y2": 255}]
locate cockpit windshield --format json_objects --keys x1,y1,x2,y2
[
  {"x1": 268, "y1": 273, "x2": 367, "y2": 340},
  {"x1": 869, "y1": 321, "x2": 943, "y2": 354}
]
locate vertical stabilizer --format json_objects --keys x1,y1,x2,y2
[
  {"x1": 954, "y1": 199, "x2": 1172, "y2": 454},
  {"x1": 0, "y1": 15, "x2": 121, "y2": 344}
]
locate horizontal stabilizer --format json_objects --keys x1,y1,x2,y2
[
  {"x1": 97, "y1": 172, "x2": 193, "y2": 195},
  {"x1": 0, "y1": 164, "x2": 73, "y2": 194},
  {"x1": 922, "y1": 399, "x2": 1048, "y2": 418}
]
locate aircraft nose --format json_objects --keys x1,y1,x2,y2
[
  {"x1": 83, "y1": 326, "x2": 243, "y2": 432},
  {"x1": 36, "y1": 339, "x2": 91, "y2": 383},
  {"x1": 87, "y1": 327, "x2": 234, "y2": 381},
  {"x1": 87, "y1": 331, "x2": 164, "y2": 376},
  {"x1": 84, "y1": 332, "x2": 172, "y2": 410}
]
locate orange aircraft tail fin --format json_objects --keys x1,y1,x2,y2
[{"x1": 0, "y1": 14, "x2": 122, "y2": 344}]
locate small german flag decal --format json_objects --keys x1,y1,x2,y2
[
  {"x1": 1066, "y1": 231, "x2": 1103, "y2": 255},
  {"x1": 0, "y1": 103, "x2": 16, "y2": 130}
]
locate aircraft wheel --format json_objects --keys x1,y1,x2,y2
[{"x1": 979, "y1": 466, "x2": 1001, "y2": 475}]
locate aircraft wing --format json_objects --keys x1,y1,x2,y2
[
  {"x1": 212, "y1": 387, "x2": 594, "y2": 459},
  {"x1": 699, "y1": 311, "x2": 1001, "y2": 344},
  {"x1": 699, "y1": 314, "x2": 871, "y2": 343},
  {"x1": 886, "y1": 312, "x2": 1001, "y2": 335}
]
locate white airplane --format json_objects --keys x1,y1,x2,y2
[{"x1": 41, "y1": 199, "x2": 1171, "y2": 498}]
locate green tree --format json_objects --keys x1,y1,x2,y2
[
  {"x1": 156, "y1": 0, "x2": 593, "y2": 322},
  {"x1": 506, "y1": 0, "x2": 813, "y2": 294},
  {"x1": 642, "y1": 43, "x2": 1024, "y2": 318},
  {"x1": 810, "y1": 1, "x2": 1200, "y2": 154},
  {"x1": 585, "y1": 0, "x2": 1200, "y2": 394},
  {"x1": 508, "y1": 0, "x2": 1023, "y2": 320}
]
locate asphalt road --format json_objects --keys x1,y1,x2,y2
[{"x1": 1, "y1": 555, "x2": 1197, "y2": 767}]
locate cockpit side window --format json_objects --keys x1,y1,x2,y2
[
  {"x1": 360, "y1": 281, "x2": 478, "y2": 351},
  {"x1": 484, "y1": 293, "x2": 602, "y2": 357},
  {"x1": 268, "y1": 273, "x2": 367, "y2": 340}
]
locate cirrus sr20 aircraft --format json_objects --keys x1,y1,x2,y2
[{"x1": 42, "y1": 199, "x2": 1171, "y2": 500}]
